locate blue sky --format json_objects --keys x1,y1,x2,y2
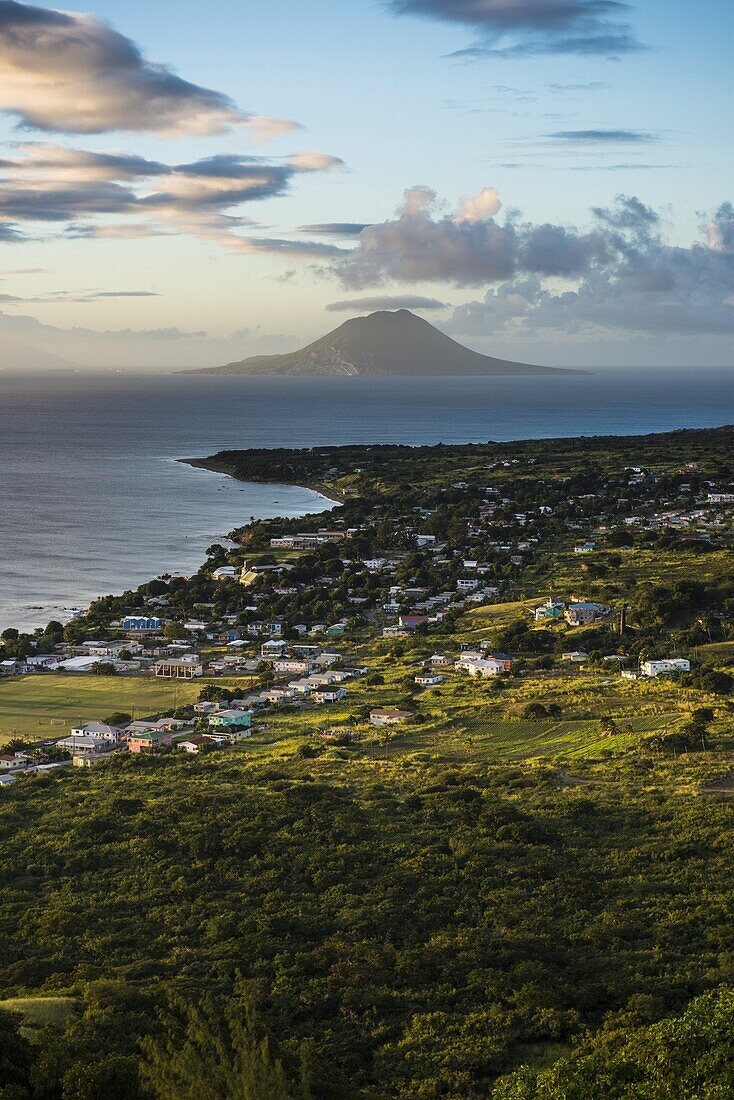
[{"x1": 0, "y1": 0, "x2": 733, "y2": 367}]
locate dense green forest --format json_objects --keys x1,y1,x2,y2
[{"x1": 2, "y1": 745, "x2": 733, "y2": 1098}]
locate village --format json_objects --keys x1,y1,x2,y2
[{"x1": 2, "y1": 430, "x2": 732, "y2": 786}]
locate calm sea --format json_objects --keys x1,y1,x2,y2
[{"x1": 0, "y1": 368, "x2": 732, "y2": 631}]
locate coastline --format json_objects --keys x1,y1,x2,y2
[
  {"x1": 0, "y1": 459, "x2": 337, "y2": 634},
  {"x1": 179, "y1": 456, "x2": 347, "y2": 506}
]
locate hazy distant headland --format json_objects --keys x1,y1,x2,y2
[{"x1": 184, "y1": 309, "x2": 587, "y2": 378}]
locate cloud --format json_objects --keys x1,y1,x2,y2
[
  {"x1": 549, "y1": 129, "x2": 658, "y2": 143},
  {"x1": 299, "y1": 222, "x2": 370, "y2": 237},
  {"x1": 0, "y1": 265, "x2": 47, "y2": 273},
  {"x1": 336, "y1": 185, "x2": 608, "y2": 288},
  {"x1": 326, "y1": 295, "x2": 448, "y2": 311},
  {"x1": 548, "y1": 81, "x2": 613, "y2": 91},
  {"x1": 0, "y1": 142, "x2": 346, "y2": 257},
  {"x1": 703, "y1": 201, "x2": 734, "y2": 253},
  {"x1": 388, "y1": 0, "x2": 643, "y2": 57},
  {"x1": 287, "y1": 152, "x2": 345, "y2": 172},
  {"x1": 331, "y1": 186, "x2": 734, "y2": 340},
  {"x1": 0, "y1": 308, "x2": 297, "y2": 367},
  {"x1": 0, "y1": 288, "x2": 157, "y2": 304},
  {"x1": 443, "y1": 197, "x2": 734, "y2": 340},
  {"x1": 0, "y1": 0, "x2": 299, "y2": 139},
  {"x1": 456, "y1": 186, "x2": 502, "y2": 222}
]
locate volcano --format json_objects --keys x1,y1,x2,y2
[{"x1": 191, "y1": 309, "x2": 584, "y2": 377}]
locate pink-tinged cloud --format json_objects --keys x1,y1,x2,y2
[
  {"x1": 0, "y1": 142, "x2": 347, "y2": 257},
  {"x1": 0, "y1": 1, "x2": 300, "y2": 139}
]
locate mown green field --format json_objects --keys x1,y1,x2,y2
[{"x1": 0, "y1": 674, "x2": 245, "y2": 745}]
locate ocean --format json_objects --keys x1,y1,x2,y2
[{"x1": 0, "y1": 368, "x2": 732, "y2": 632}]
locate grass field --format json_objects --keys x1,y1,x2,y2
[
  {"x1": 0, "y1": 674, "x2": 242, "y2": 745},
  {"x1": 0, "y1": 996, "x2": 78, "y2": 1036}
]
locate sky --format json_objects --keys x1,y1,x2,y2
[{"x1": 0, "y1": 0, "x2": 733, "y2": 368}]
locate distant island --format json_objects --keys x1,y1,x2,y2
[{"x1": 186, "y1": 309, "x2": 586, "y2": 377}]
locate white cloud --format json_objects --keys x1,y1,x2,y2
[{"x1": 0, "y1": 1, "x2": 298, "y2": 139}]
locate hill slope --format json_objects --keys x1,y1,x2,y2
[
  {"x1": 190, "y1": 310, "x2": 582, "y2": 377},
  {"x1": 0, "y1": 337, "x2": 78, "y2": 371}
]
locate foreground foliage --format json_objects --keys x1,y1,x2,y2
[
  {"x1": 2, "y1": 746, "x2": 734, "y2": 1097},
  {"x1": 494, "y1": 987, "x2": 734, "y2": 1099}
]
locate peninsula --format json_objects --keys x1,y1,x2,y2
[{"x1": 188, "y1": 308, "x2": 585, "y2": 377}]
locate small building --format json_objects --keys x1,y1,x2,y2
[
  {"x1": 127, "y1": 729, "x2": 174, "y2": 754},
  {"x1": 57, "y1": 655, "x2": 111, "y2": 673},
  {"x1": 0, "y1": 754, "x2": 28, "y2": 771},
  {"x1": 464, "y1": 658, "x2": 504, "y2": 678},
  {"x1": 369, "y1": 708, "x2": 414, "y2": 726},
  {"x1": 209, "y1": 709, "x2": 253, "y2": 729},
  {"x1": 564, "y1": 601, "x2": 608, "y2": 626},
  {"x1": 311, "y1": 687, "x2": 347, "y2": 704},
  {"x1": 0, "y1": 659, "x2": 24, "y2": 676},
  {"x1": 641, "y1": 658, "x2": 691, "y2": 678},
  {"x1": 212, "y1": 566, "x2": 238, "y2": 580},
  {"x1": 70, "y1": 721, "x2": 121, "y2": 743},
  {"x1": 399, "y1": 614, "x2": 429, "y2": 631},
  {"x1": 123, "y1": 615, "x2": 162, "y2": 632},
  {"x1": 274, "y1": 659, "x2": 311, "y2": 675},
  {"x1": 534, "y1": 598, "x2": 565, "y2": 622},
  {"x1": 415, "y1": 673, "x2": 443, "y2": 686},
  {"x1": 80, "y1": 640, "x2": 134, "y2": 658},
  {"x1": 73, "y1": 752, "x2": 112, "y2": 768},
  {"x1": 153, "y1": 657, "x2": 204, "y2": 679},
  {"x1": 57, "y1": 734, "x2": 114, "y2": 756},
  {"x1": 178, "y1": 735, "x2": 217, "y2": 754},
  {"x1": 25, "y1": 654, "x2": 60, "y2": 670},
  {"x1": 562, "y1": 651, "x2": 589, "y2": 663}
]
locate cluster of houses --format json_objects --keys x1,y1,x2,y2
[
  {"x1": 410, "y1": 647, "x2": 513, "y2": 685},
  {"x1": 0, "y1": 706, "x2": 256, "y2": 780}
]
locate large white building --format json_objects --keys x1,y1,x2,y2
[{"x1": 641, "y1": 658, "x2": 691, "y2": 678}]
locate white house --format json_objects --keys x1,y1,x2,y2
[
  {"x1": 57, "y1": 734, "x2": 114, "y2": 755},
  {"x1": 70, "y1": 721, "x2": 121, "y2": 743},
  {"x1": 415, "y1": 673, "x2": 443, "y2": 686},
  {"x1": 457, "y1": 578, "x2": 480, "y2": 592},
  {"x1": 311, "y1": 687, "x2": 347, "y2": 704},
  {"x1": 26, "y1": 654, "x2": 60, "y2": 670},
  {"x1": 464, "y1": 658, "x2": 505, "y2": 678},
  {"x1": 369, "y1": 708, "x2": 413, "y2": 726},
  {"x1": 178, "y1": 736, "x2": 217, "y2": 754},
  {"x1": 0, "y1": 754, "x2": 28, "y2": 771},
  {"x1": 641, "y1": 658, "x2": 690, "y2": 678}
]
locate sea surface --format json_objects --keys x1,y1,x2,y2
[{"x1": 0, "y1": 368, "x2": 732, "y2": 631}]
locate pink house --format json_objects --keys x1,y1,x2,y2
[{"x1": 127, "y1": 729, "x2": 174, "y2": 754}]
